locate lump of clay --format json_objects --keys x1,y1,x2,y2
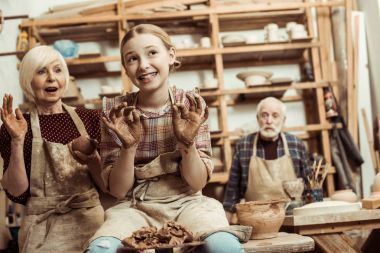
[
  {"x1": 71, "y1": 136, "x2": 96, "y2": 155},
  {"x1": 122, "y1": 221, "x2": 195, "y2": 251}
]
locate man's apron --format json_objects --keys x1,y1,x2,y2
[
  {"x1": 18, "y1": 104, "x2": 104, "y2": 253},
  {"x1": 90, "y1": 89, "x2": 230, "y2": 242},
  {"x1": 244, "y1": 133, "x2": 297, "y2": 201}
]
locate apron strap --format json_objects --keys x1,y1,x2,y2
[
  {"x1": 62, "y1": 103, "x2": 89, "y2": 137},
  {"x1": 280, "y1": 133, "x2": 290, "y2": 156},
  {"x1": 30, "y1": 107, "x2": 42, "y2": 139},
  {"x1": 252, "y1": 133, "x2": 259, "y2": 158}
]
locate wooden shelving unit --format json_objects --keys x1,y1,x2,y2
[{"x1": 19, "y1": 0, "x2": 348, "y2": 195}]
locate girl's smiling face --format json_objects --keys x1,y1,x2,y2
[{"x1": 122, "y1": 33, "x2": 176, "y2": 93}]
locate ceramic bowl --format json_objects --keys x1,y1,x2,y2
[
  {"x1": 53, "y1": 39, "x2": 78, "y2": 58},
  {"x1": 235, "y1": 200, "x2": 286, "y2": 240}
]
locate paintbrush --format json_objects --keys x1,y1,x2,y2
[
  {"x1": 319, "y1": 164, "x2": 329, "y2": 188},
  {"x1": 315, "y1": 158, "x2": 323, "y2": 182}
]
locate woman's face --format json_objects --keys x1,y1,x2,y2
[
  {"x1": 31, "y1": 59, "x2": 66, "y2": 106},
  {"x1": 122, "y1": 33, "x2": 175, "y2": 93}
]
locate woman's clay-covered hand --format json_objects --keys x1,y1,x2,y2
[
  {"x1": 69, "y1": 136, "x2": 99, "y2": 164},
  {"x1": 172, "y1": 93, "x2": 208, "y2": 147},
  {"x1": 102, "y1": 102, "x2": 143, "y2": 149},
  {"x1": 0, "y1": 94, "x2": 27, "y2": 141}
]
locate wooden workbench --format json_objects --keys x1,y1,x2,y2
[
  {"x1": 282, "y1": 209, "x2": 380, "y2": 252},
  {"x1": 243, "y1": 232, "x2": 314, "y2": 252}
]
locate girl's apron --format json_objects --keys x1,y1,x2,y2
[
  {"x1": 244, "y1": 133, "x2": 297, "y2": 201},
  {"x1": 18, "y1": 104, "x2": 104, "y2": 253},
  {"x1": 90, "y1": 89, "x2": 230, "y2": 242}
]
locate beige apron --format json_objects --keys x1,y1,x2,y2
[
  {"x1": 90, "y1": 89, "x2": 229, "y2": 242},
  {"x1": 18, "y1": 104, "x2": 104, "y2": 253},
  {"x1": 244, "y1": 133, "x2": 297, "y2": 201}
]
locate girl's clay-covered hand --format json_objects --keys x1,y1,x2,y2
[
  {"x1": 172, "y1": 93, "x2": 209, "y2": 147},
  {"x1": 102, "y1": 102, "x2": 143, "y2": 149},
  {"x1": 0, "y1": 94, "x2": 27, "y2": 141}
]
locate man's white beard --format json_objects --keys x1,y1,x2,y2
[{"x1": 259, "y1": 126, "x2": 281, "y2": 140}]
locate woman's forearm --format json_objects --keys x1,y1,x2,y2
[
  {"x1": 179, "y1": 143, "x2": 208, "y2": 191},
  {"x1": 1, "y1": 139, "x2": 28, "y2": 196},
  {"x1": 108, "y1": 146, "x2": 136, "y2": 199}
]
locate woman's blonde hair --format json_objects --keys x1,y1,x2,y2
[
  {"x1": 19, "y1": 45, "x2": 70, "y2": 102},
  {"x1": 120, "y1": 24, "x2": 181, "y2": 71}
]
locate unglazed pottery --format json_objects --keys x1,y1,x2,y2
[
  {"x1": 235, "y1": 200, "x2": 286, "y2": 240},
  {"x1": 331, "y1": 189, "x2": 358, "y2": 203},
  {"x1": 282, "y1": 178, "x2": 304, "y2": 200}
]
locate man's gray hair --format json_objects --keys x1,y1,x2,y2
[{"x1": 256, "y1": 97, "x2": 286, "y2": 116}]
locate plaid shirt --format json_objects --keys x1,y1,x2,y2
[
  {"x1": 100, "y1": 87, "x2": 213, "y2": 190},
  {"x1": 223, "y1": 132, "x2": 310, "y2": 212}
]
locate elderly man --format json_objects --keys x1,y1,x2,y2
[{"x1": 223, "y1": 97, "x2": 310, "y2": 222}]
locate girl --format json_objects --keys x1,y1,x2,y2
[{"x1": 86, "y1": 24, "x2": 247, "y2": 253}]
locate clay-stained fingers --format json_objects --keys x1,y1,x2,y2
[
  {"x1": 176, "y1": 103, "x2": 189, "y2": 118},
  {"x1": 186, "y1": 93, "x2": 197, "y2": 113},
  {"x1": 109, "y1": 103, "x2": 127, "y2": 123},
  {"x1": 101, "y1": 116, "x2": 116, "y2": 131},
  {"x1": 15, "y1": 108, "x2": 25, "y2": 121},
  {"x1": 193, "y1": 94, "x2": 203, "y2": 115},
  {"x1": 132, "y1": 110, "x2": 141, "y2": 124},
  {"x1": 172, "y1": 104, "x2": 181, "y2": 121},
  {"x1": 7, "y1": 94, "x2": 13, "y2": 114},
  {"x1": 2, "y1": 94, "x2": 9, "y2": 116},
  {"x1": 203, "y1": 106, "x2": 209, "y2": 121}
]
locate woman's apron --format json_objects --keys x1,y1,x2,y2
[
  {"x1": 18, "y1": 104, "x2": 104, "y2": 253},
  {"x1": 90, "y1": 89, "x2": 230, "y2": 242},
  {"x1": 244, "y1": 133, "x2": 297, "y2": 201}
]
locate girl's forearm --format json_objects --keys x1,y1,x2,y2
[
  {"x1": 179, "y1": 143, "x2": 208, "y2": 191},
  {"x1": 108, "y1": 146, "x2": 136, "y2": 199}
]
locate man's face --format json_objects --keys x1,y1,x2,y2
[{"x1": 257, "y1": 101, "x2": 285, "y2": 141}]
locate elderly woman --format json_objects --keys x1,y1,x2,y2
[{"x1": 0, "y1": 45, "x2": 104, "y2": 252}]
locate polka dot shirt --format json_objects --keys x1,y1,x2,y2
[{"x1": 0, "y1": 107, "x2": 101, "y2": 205}]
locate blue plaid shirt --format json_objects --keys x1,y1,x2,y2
[{"x1": 223, "y1": 132, "x2": 310, "y2": 212}]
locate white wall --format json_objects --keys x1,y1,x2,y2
[{"x1": 358, "y1": 0, "x2": 380, "y2": 117}]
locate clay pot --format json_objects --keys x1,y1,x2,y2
[
  {"x1": 331, "y1": 189, "x2": 358, "y2": 203},
  {"x1": 71, "y1": 136, "x2": 96, "y2": 155},
  {"x1": 235, "y1": 200, "x2": 286, "y2": 240},
  {"x1": 282, "y1": 178, "x2": 304, "y2": 200},
  {"x1": 372, "y1": 173, "x2": 380, "y2": 192}
]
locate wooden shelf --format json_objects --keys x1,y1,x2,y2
[{"x1": 200, "y1": 81, "x2": 334, "y2": 97}]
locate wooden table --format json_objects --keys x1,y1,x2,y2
[
  {"x1": 243, "y1": 232, "x2": 314, "y2": 252},
  {"x1": 282, "y1": 209, "x2": 380, "y2": 253}
]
